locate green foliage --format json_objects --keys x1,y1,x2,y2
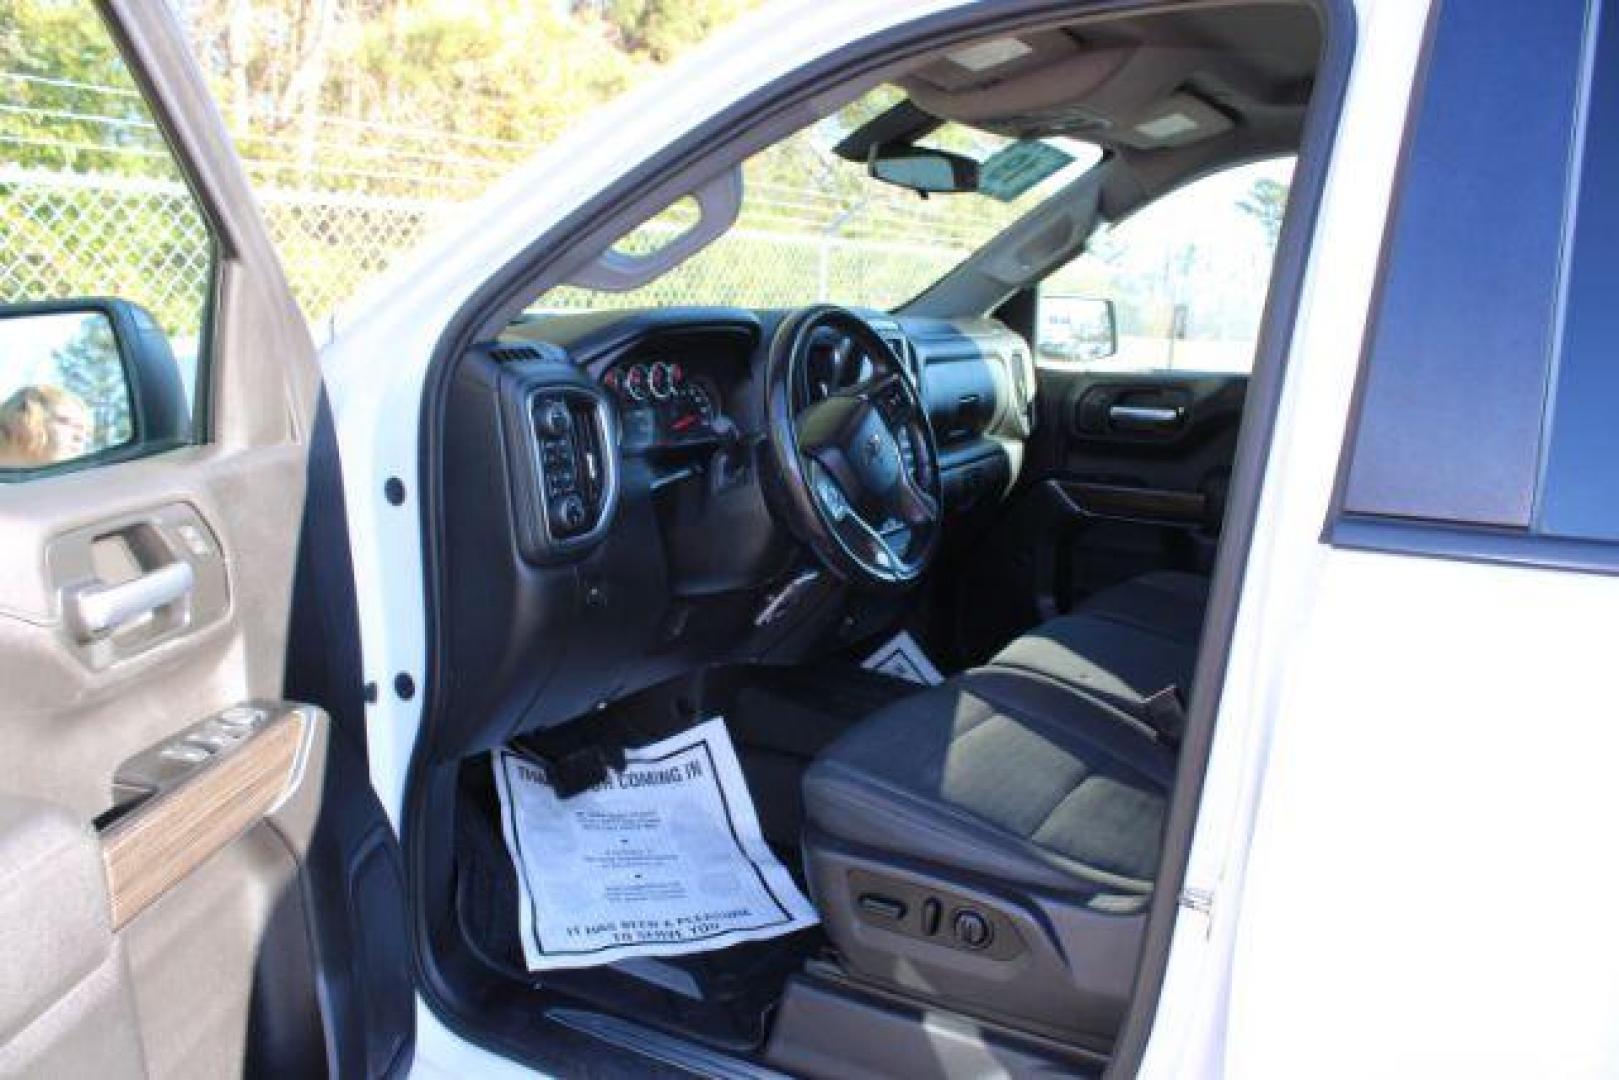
[
  {"x1": 55, "y1": 314, "x2": 131, "y2": 448},
  {"x1": 1, "y1": 2, "x2": 208, "y2": 340},
  {"x1": 0, "y1": 1, "x2": 180, "y2": 177},
  {"x1": 1238, "y1": 177, "x2": 1290, "y2": 248},
  {"x1": 343, "y1": 1, "x2": 640, "y2": 141},
  {"x1": 0, "y1": 176, "x2": 210, "y2": 340},
  {"x1": 0, "y1": 0, "x2": 779, "y2": 334},
  {"x1": 599, "y1": 0, "x2": 760, "y2": 62},
  {"x1": 167, "y1": 0, "x2": 768, "y2": 195}
]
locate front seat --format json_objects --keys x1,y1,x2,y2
[{"x1": 801, "y1": 572, "x2": 1208, "y2": 1048}]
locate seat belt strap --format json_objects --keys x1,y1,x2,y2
[{"x1": 1141, "y1": 685, "x2": 1187, "y2": 746}]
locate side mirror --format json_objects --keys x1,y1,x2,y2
[
  {"x1": 868, "y1": 147, "x2": 980, "y2": 196},
  {"x1": 0, "y1": 299, "x2": 189, "y2": 476},
  {"x1": 1037, "y1": 294, "x2": 1118, "y2": 361}
]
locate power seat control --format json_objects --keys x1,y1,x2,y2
[
  {"x1": 920, "y1": 897, "x2": 942, "y2": 936},
  {"x1": 846, "y1": 869, "x2": 1023, "y2": 960},
  {"x1": 953, "y1": 908, "x2": 993, "y2": 950},
  {"x1": 858, "y1": 894, "x2": 907, "y2": 921}
]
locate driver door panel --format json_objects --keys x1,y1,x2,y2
[{"x1": 0, "y1": 3, "x2": 411, "y2": 1076}]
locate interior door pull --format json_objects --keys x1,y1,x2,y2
[
  {"x1": 1108, "y1": 404, "x2": 1183, "y2": 429},
  {"x1": 69, "y1": 561, "x2": 195, "y2": 638}
]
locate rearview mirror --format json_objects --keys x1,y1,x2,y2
[
  {"x1": 0, "y1": 299, "x2": 189, "y2": 477},
  {"x1": 868, "y1": 147, "x2": 980, "y2": 196},
  {"x1": 1038, "y1": 295, "x2": 1118, "y2": 361}
]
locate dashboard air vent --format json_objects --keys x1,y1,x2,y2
[{"x1": 489, "y1": 343, "x2": 544, "y2": 364}]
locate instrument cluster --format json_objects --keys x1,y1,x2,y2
[{"x1": 603, "y1": 359, "x2": 725, "y2": 450}]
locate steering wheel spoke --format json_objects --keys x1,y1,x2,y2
[
  {"x1": 809, "y1": 461, "x2": 906, "y2": 574},
  {"x1": 892, "y1": 464, "x2": 939, "y2": 527},
  {"x1": 866, "y1": 371, "x2": 919, "y2": 429}
]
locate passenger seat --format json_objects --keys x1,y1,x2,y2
[
  {"x1": 986, "y1": 571, "x2": 1207, "y2": 728},
  {"x1": 799, "y1": 571, "x2": 1209, "y2": 1047}
]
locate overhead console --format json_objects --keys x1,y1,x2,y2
[{"x1": 898, "y1": 27, "x2": 1246, "y2": 151}]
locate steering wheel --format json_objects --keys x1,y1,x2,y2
[{"x1": 762, "y1": 305, "x2": 943, "y2": 589}]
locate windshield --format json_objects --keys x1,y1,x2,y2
[{"x1": 536, "y1": 87, "x2": 1103, "y2": 313}]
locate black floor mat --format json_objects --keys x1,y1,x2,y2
[
  {"x1": 724, "y1": 661, "x2": 917, "y2": 855},
  {"x1": 726, "y1": 660, "x2": 917, "y2": 758},
  {"x1": 455, "y1": 756, "x2": 823, "y2": 1053},
  {"x1": 450, "y1": 662, "x2": 917, "y2": 1053}
]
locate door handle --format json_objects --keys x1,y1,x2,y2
[
  {"x1": 1108, "y1": 404, "x2": 1184, "y2": 431},
  {"x1": 68, "y1": 561, "x2": 195, "y2": 639}
]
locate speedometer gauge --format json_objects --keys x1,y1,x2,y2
[
  {"x1": 687, "y1": 383, "x2": 715, "y2": 422},
  {"x1": 667, "y1": 382, "x2": 717, "y2": 438}
]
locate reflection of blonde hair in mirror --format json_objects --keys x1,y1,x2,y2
[{"x1": 0, "y1": 385, "x2": 94, "y2": 468}]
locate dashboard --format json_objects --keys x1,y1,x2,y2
[{"x1": 431, "y1": 306, "x2": 1035, "y2": 758}]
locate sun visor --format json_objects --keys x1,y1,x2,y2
[
  {"x1": 1113, "y1": 93, "x2": 1233, "y2": 149},
  {"x1": 900, "y1": 46, "x2": 1136, "y2": 127}
]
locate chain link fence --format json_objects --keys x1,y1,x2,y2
[
  {"x1": 1, "y1": 67, "x2": 1007, "y2": 341},
  {"x1": 0, "y1": 166, "x2": 973, "y2": 339},
  {"x1": 0, "y1": 169, "x2": 211, "y2": 336},
  {"x1": 0, "y1": 168, "x2": 442, "y2": 337},
  {"x1": 545, "y1": 223, "x2": 964, "y2": 314}
]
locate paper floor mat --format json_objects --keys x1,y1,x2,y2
[
  {"x1": 491, "y1": 717, "x2": 818, "y2": 971},
  {"x1": 861, "y1": 629, "x2": 944, "y2": 686}
]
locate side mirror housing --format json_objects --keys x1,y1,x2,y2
[
  {"x1": 1037, "y1": 294, "x2": 1118, "y2": 361},
  {"x1": 0, "y1": 298, "x2": 190, "y2": 475},
  {"x1": 868, "y1": 147, "x2": 980, "y2": 196}
]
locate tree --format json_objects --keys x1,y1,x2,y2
[
  {"x1": 0, "y1": 2, "x2": 181, "y2": 177},
  {"x1": 53, "y1": 314, "x2": 131, "y2": 449},
  {"x1": 1238, "y1": 177, "x2": 1289, "y2": 249},
  {"x1": 595, "y1": 0, "x2": 764, "y2": 62}
]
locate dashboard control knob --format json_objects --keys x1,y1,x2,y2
[
  {"x1": 550, "y1": 493, "x2": 588, "y2": 534},
  {"x1": 535, "y1": 399, "x2": 572, "y2": 438}
]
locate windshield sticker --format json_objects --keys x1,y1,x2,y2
[{"x1": 978, "y1": 141, "x2": 1077, "y2": 202}]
